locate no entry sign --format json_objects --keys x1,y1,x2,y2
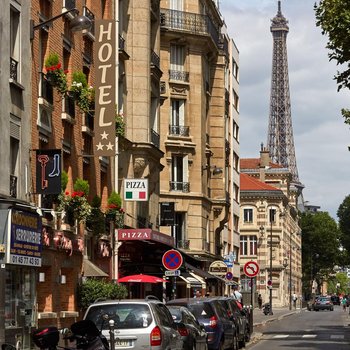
[
  {"x1": 243, "y1": 261, "x2": 260, "y2": 278},
  {"x1": 162, "y1": 249, "x2": 183, "y2": 271}
]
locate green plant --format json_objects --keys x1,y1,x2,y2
[
  {"x1": 107, "y1": 191, "x2": 122, "y2": 208},
  {"x1": 116, "y1": 110, "x2": 125, "y2": 137},
  {"x1": 86, "y1": 196, "x2": 106, "y2": 236},
  {"x1": 70, "y1": 70, "x2": 94, "y2": 112},
  {"x1": 73, "y1": 178, "x2": 90, "y2": 196},
  {"x1": 78, "y1": 279, "x2": 128, "y2": 310},
  {"x1": 106, "y1": 191, "x2": 124, "y2": 228},
  {"x1": 61, "y1": 170, "x2": 68, "y2": 191},
  {"x1": 44, "y1": 53, "x2": 68, "y2": 95}
]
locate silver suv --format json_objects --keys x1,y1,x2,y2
[{"x1": 84, "y1": 297, "x2": 183, "y2": 350}]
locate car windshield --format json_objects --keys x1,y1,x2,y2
[
  {"x1": 168, "y1": 307, "x2": 182, "y2": 322},
  {"x1": 85, "y1": 303, "x2": 152, "y2": 330},
  {"x1": 318, "y1": 297, "x2": 330, "y2": 303}
]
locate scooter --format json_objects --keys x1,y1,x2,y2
[
  {"x1": 31, "y1": 319, "x2": 109, "y2": 350},
  {"x1": 262, "y1": 303, "x2": 273, "y2": 315}
]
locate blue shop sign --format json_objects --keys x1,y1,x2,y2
[{"x1": 6, "y1": 209, "x2": 42, "y2": 267}]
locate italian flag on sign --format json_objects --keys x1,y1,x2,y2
[{"x1": 124, "y1": 179, "x2": 148, "y2": 201}]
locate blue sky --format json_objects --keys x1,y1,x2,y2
[{"x1": 220, "y1": 0, "x2": 350, "y2": 219}]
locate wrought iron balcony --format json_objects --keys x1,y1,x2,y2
[
  {"x1": 169, "y1": 125, "x2": 190, "y2": 137},
  {"x1": 83, "y1": 6, "x2": 95, "y2": 36},
  {"x1": 169, "y1": 70, "x2": 189, "y2": 82},
  {"x1": 10, "y1": 175, "x2": 17, "y2": 198},
  {"x1": 10, "y1": 57, "x2": 18, "y2": 81},
  {"x1": 40, "y1": 73, "x2": 54, "y2": 105},
  {"x1": 169, "y1": 181, "x2": 190, "y2": 193},
  {"x1": 151, "y1": 129, "x2": 160, "y2": 148},
  {"x1": 151, "y1": 50, "x2": 160, "y2": 69},
  {"x1": 160, "y1": 8, "x2": 220, "y2": 47},
  {"x1": 177, "y1": 239, "x2": 190, "y2": 249}
]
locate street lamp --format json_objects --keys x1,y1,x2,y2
[
  {"x1": 30, "y1": 8, "x2": 92, "y2": 40},
  {"x1": 268, "y1": 208, "x2": 276, "y2": 315}
]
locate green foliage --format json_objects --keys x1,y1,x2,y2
[
  {"x1": 107, "y1": 191, "x2": 122, "y2": 208},
  {"x1": 91, "y1": 195, "x2": 102, "y2": 208},
  {"x1": 301, "y1": 211, "x2": 340, "y2": 296},
  {"x1": 78, "y1": 279, "x2": 128, "y2": 310},
  {"x1": 73, "y1": 178, "x2": 90, "y2": 196},
  {"x1": 70, "y1": 71, "x2": 94, "y2": 112},
  {"x1": 314, "y1": 0, "x2": 350, "y2": 91},
  {"x1": 116, "y1": 111, "x2": 125, "y2": 137},
  {"x1": 337, "y1": 195, "x2": 350, "y2": 253},
  {"x1": 327, "y1": 272, "x2": 349, "y2": 295},
  {"x1": 61, "y1": 170, "x2": 68, "y2": 191},
  {"x1": 44, "y1": 53, "x2": 68, "y2": 95}
]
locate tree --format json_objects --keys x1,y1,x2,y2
[
  {"x1": 327, "y1": 272, "x2": 349, "y2": 295},
  {"x1": 337, "y1": 195, "x2": 350, "y2": 254},
  {"x1": 314, "y1": 0, "x2": 350, "y2": 121},
  {"x1": 301, "y1": 211, "x2": 340, "y2": 297}
]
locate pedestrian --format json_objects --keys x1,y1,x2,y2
[
  {"x1": 342, "y1": 296, "x2": 347, "y2": 311},
  {"x1": 292, "y1": 293, "x2": 297, "y2": 309},
  {"x1": 258, "y1": 294, "x2": 263, "y2": 309},
  {"x1": 232, "y1": 285, "x2": 243, "y2": 305},
  {"x1": 194, "y1": 290, "x2": 201, "y2": 298}
]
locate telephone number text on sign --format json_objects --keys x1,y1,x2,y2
[{"x1": 10, "y1": 255, "x2": 41, "y2": 266}]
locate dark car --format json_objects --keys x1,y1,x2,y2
[
  {"x1": 167, "y1": 305, "x2": 208, "y2": 350},
  {"x1": 331, "y1": 295, "x2": 340, "y2": 305},
  {"x1": 313, "y1": 296, "x2": 334, "y2": 311},
  {"x1": 214, "y1": 297, "x2": 250, "y2": 348},
  {"x1": 167, "y1": 298, "x2": 239, "y2": 350}
]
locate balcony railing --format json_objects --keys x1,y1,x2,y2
[
  {"x1": 64, "y1": 94, "x2": 75, "y2": 118},
  {"x1": 177, "y1": 239, "x2": 190, "y2": 249},
  {"x1": 169, "y1": 125, "x2": 190, "y2": 137},
  {"x1": 83, "y1": 6, "x2": 95, "y2": 36},
  {"x1": 169, "y1": 70, "x2": 189, "y2": 82},
  {"x1": 160, "y1": 8, "x2": 220, "y2": 47},
  {"x1": 40, "y1": 73, "x2": 54, "y2": 105},
  {"x1": 10, "y1": 175, "x2": 17, "y2": 198},
  {"x1": 10, "y1": 57, "x2": 18, "y2": 81},
  {"x1": 169, "y1": 181, "x2": 190, "y2": 193},
  {"x1": 151, "y1": 50, "x2": 160, "y2": 69},
  {"x1": 151, "y1": 129, "x2": 160, "y2": 148}
]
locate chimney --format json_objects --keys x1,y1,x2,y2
[{"x1": 259, "y1": 143, "x2": 271, "y2": 182}]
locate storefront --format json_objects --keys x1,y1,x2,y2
[{"x1": 0, "y1": 207, "x2": 42, "y2": 349}]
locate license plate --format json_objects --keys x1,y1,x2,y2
[{"x1": 115, "y1": 340, "x2": 132, "y2": 347}]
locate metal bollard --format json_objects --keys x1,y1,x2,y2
[{"x1": 109, "y1": 319, "x2": 115, "y2": 350}]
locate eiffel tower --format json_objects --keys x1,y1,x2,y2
[{"x1": 267, "y1": 1, "x2": 302, "y2": 187}]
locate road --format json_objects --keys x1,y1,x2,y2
[{"x1": 248, "y1": 305, "x2": 350, "y2": 349}]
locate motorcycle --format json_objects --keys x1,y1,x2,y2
[
  {"x1": 262, "y1": 303, "x2": 273, "y2": 315},
  {"x1": 31, "y1": 319, "x2": 109, "y2": 350}
]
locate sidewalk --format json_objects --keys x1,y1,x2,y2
[{"x1": 247, "y1": 307, "x2": 302, "y2": 346}]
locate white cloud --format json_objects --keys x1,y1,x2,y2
[{"x1": 220, "y1": 0, "x2": 350, "y2": 218}]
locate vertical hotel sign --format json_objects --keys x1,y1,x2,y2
[{"x1": 94, "y1": 20, "x2": 116, "y2": 156}]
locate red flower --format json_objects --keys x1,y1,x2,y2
[
  {"x1": 65, "y1": 191, "x2": 70, "y2": 195},
  {"x1": 64, "y1": 69, "x2": 69, "y2": 74},
  {"x1": 56, "y1": 63, "x2": 61, "y2": 70},
  {"x1": 108, "y1": 203, "x2": 118, "y2": 209}
]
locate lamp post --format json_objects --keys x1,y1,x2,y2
[{"x1": 269, "y1": 209, "x2": 275, "y2": 315}]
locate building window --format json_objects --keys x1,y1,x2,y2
[
  {"x1": 173, "y1": 212, "x2": 186, "y2": 246},
  {"x1": 240, "y1": 235, "x2": 248, "y2": 256},
  {"x1": 170, "y1": 99, "x2": 189, "y2": 136},
  {"x1": 10, "y1": 3, "x2": 21, "y2": 82},
  {"x1": 170, "y1": 155, "x2": 189, "y2": 192},
  {"x1": 240, "y1": 235, "x2": 257, "y2": 256},
  {"x1": 269, "y1": 208, "x2": 276, "y2": 223},
  {"x1": 243, "y1": 208, "x2": 253, "y2": 223}
]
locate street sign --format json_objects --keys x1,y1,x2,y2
[
  {"x1": 243, "y1": 261, "x2": 260, "y2": 278},
  {"x1": 165, "y1": 270, "x2": 181, "y2": 277},
  {"x1": 226, "y1": 272, "x2": 233, "y2": 280},
  {"x1": 162, "y1": 249, "x2": 183, "y2": 271},
  {"x1": 209, "y1": 261, "x2": 228, "y2": 277}
]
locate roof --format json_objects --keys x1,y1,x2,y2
[
  {"x1": 83, "y1": 259, "x2": 109, "y2": 277},
  {"x1": 240, "y1": 158, "x2": 283, "y2": 170},
  {"x1": 240, "y1": 173, "x2": 281, "y2": 192}
]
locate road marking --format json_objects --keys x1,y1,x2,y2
[
  {"x1": 330, "y1": 335, "x2": 344, "y2": 339},
  {"x1": 302, "y1": 335, "x2": 317, "y2": 338},
  {"x1": 273, "y1": 335, "x2": 289, "y2": 338}
]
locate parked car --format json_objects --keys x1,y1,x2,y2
[
  {"x1": 213, "y1": 297, "x2": 250, "y2": 348},
  {"x1": 167, "y1": 305, "x2": 208, "y2": 350},
  {"x1": 167, "y1": 298, "x2": 239, "y2": 350},
  {"x1": 84, "y1": 297, "x2": 183, "y2": 350},
  {"x1": 306, "y1": 295, "x2": 320, "y2": 311},
  {"x1": 330, "y1": 295, "x2": 340, "y2": 305},
  {"x1": 313, "y1": 296, "x2": 334, "y2": 311}
]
